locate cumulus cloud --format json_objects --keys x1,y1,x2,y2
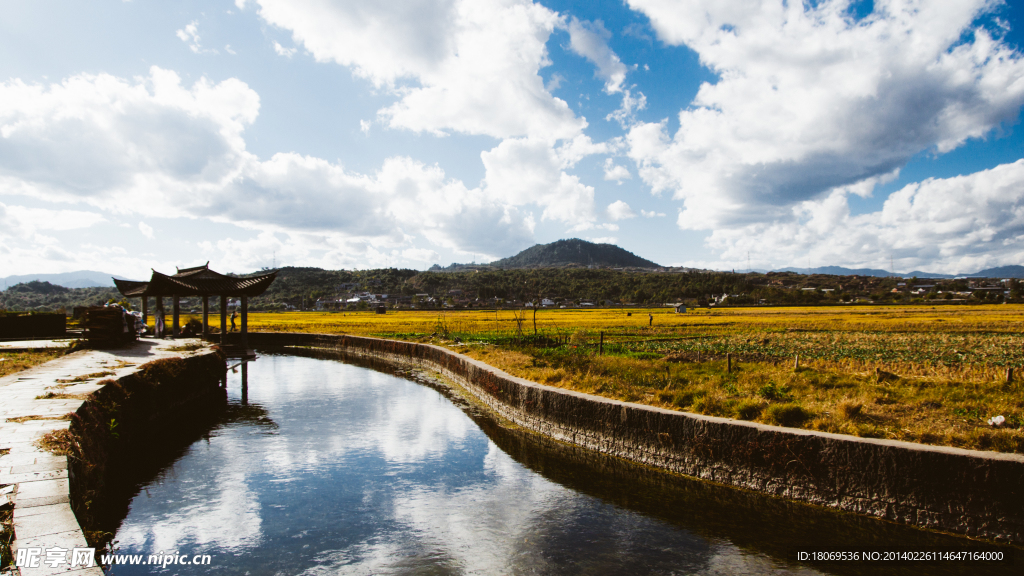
[
  {"x1": 255, "y1": 0, "x2": 585, "y2": 140},
  {"x1": 565, "y1": 18, "x2": 629, "y2": 94},
  {"x1": 602, "y1": 158, "x2": 631, "y2": 183},
  {"x1": 0, "y1": 66, "x2": 257, "y2": 207},
  {"x1": 481, "y1": 137, "x2": 597, "y2": 227},
  {"x1": 138, "y1": 221, "x2": 154, "y2": 239},
  {"x1": 706, "y1": 159, "x2": 1024, "y2": 274},
  {"x1": 641, "y1": 209, "x2": 664, "y2": 218},
  {"x1": 0, "y1": 67, "x2": 554, "y2": 268},
  {"x1": 625, "y1": 0, "x2": 1024, "y2": 229},
  {"x1": 606, "y1": 89, "x2": 646, "y2": 129},
  {"x1": 606, "y1": 200, "x2": 636, "y2": 221}
]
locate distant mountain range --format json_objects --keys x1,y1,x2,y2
[
  {"x1": 772, "y1": 265, "x2": 1024, "y2": 279},
  {"x1": 5, "y1": 243, "x2": 1024, "y2": 292},
  {"x1": 0, "y1": 270, "x2": 126, "y2": 289},
  {"x1": 490, "y1": 238, "x2": 661, "y2": 269}
]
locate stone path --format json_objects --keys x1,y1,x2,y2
[
  {"x1": 0, "y1": 340, "x2": 76, "y2": 352},
  {"x1": 0, "y1": 338, "x2": 203, "y2": 576}
]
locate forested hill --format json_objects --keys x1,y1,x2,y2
[{"x1": 490, "y1": 239, "x2": 660, "y2": 269}]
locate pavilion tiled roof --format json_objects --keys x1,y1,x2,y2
[{"x1": 114, "y1": 264, "x2": 277, "y2": 298}]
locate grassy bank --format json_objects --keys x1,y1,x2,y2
[
  {"x1": 216, "y1": 305, "x2": 1024, "y2": 453},
  {"x1": 0, "y1": 348, "x2": 72, "y2": 379}
]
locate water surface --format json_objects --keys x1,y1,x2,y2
[{"x1": 108, "y1": 353, "x2": 1010, "y2": 575}]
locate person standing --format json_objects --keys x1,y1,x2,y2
[
  {"x1": 230, "y1": 309, "x2": 237, "y2": 332},
  {"x1": 648, "y1": 313, "x2": 653, "y2": 327}
]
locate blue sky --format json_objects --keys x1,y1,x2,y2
[{"x1": 2, "y1": 0, "x2": 1023, "y2": 278}]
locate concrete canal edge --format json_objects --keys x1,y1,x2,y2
[
  {"x1": 245, "y1": 331, "x2": 1024, "y2": 546},
  {"x1": 1, "y1": 343, "x2": 226, "y2": 576}
]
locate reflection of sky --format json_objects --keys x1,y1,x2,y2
[{"x1": 112, "y1": 354, "x2": 823, "y2": 575}]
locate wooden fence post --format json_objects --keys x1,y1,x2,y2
[
  {"x1": 794, "y1": 354, "x2": 800, "y2": 371},
  {"x1": 727, "y1": 352, "x2": 732, "y2": 373},
  {"x1": 1007, "y1": 367, "x2": 1014, "y2": 385}
]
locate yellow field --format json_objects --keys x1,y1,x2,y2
[
  {"x1": 236, "y1": 303, "x2": 1024, "y2": 336},
  {"x1": 179, "y1": 304, "x2": 1024, "y2": 453},
  {"x1": 198, "y1": 304, "x2": 1024, "y2": 380}
]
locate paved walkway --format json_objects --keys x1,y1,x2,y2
[
  {"x1": 0, "y1": 340, "x2": 76, "y2": 352},
  {"x1": 0, "y1": 338, "x2": 204, "y2": 576}
]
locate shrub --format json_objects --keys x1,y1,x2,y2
[
  {"x1": 734, "y1": 399, "x2": 763, "y2": 420},
  {"x1": 692, "y1": 393, "x2": 725, "y2": 416},
  {"x1": 838, "y1": 399, "x2": 863, "y2": 420},
  {"x1": 757, "y1": 382, "x2": 789, "y2": 401},
  {"x1": 765, "y1": 403, "x2": 812, "y2": 427}
]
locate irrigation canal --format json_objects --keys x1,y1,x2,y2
[{"x1": 99, "y1": 351, "x2": 1014, "y2": 575}]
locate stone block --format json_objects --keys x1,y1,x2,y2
[
  {"x1": 0, "y1": 468, "x2": 67, "y2": 484},
  {"x1": 16, "y1": 494, "x2": 71, "y2": 508},
  {"x1": 13, "y1": 505, "x2": 80, "y2": 538},
  {"x1": 16, "y1": 478, "x2": 69, "y2": 500},
  {"x1": 14, "y1": 502, "x2": 69, "y2": 518}
]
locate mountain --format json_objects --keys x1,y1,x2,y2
[
  {"x1": 490, "y1": 238, "x2": 661, "y2": 269},
  {"x1": 0, "y1": 270, "x2": 127, "y2": 289},
  {"x1": 770, "y1": 264, "x2": 1024, "y2": 279},
  {"x1": 965, "y1": 265, "x2": 1024, "y2": 278},
  {"x1": 774, "y1": 266, "x2": 904, "y2": 277}
]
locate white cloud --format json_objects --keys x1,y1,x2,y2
[
  {"x1": 138, "y1": 221, "x2": 154, "y2": 239},
  {"x1": 176, "y1": 21, "x2": 202, "y2": 53},
  {"x1": 402, "y1": 247, "x2": 440, "y2": 263},
  {"x1": 625, "y1": 0, "x2": 1024, "y2": 229},
  {"x1": 605, "y1": 89, "x2": 646, "y2": 129},
  {"x1": 0, "y1": 68, "x2": 551, "y2": 269},
  {"x1": 565, "y1": 18, "x2": 629, "y2": 94},
  {"x1": 0, "y1": 204, "x2": 106, "y2": 232},
  {"x1": 0, "y1": 67, "x2": 257, "y2": 210},
  {"x1": 481, "y1": 137, "x2": 596, "y2": 227},
  {"x1": 254, "y1": 0, "x2": 585, "y2": 140},
  {"x1": 705, "y1": 159, "x2": 1024, "y2": 274},
  {"x1": 272, "y1": 41, "x2": 296, "y2": 58},
  {"x1": 602, "y1": 158, "x2": 631, "y2": 183},
  {"x1": 640, "y1": 209, "x2": 665, "y2": 218},
  {"x1": 606, "y1": 200, "x2": 635, "y2": 221},
  {"x1": 545, "y1": 72, "x2": 564, "y2": 91}
]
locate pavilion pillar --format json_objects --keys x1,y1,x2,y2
[
  {"x1": 219, "y1": 295, "x2": 227, "y2": 346},
  {"x1": 202, "y1": 296, "x2": 209, "y2": 340},
  {"x1": 142, "y1": 297, "x2": 149, "y2": 335},
  {"x1": 241, "y1": 295, "x2": 248, "y2": 351},
  {"x1": 156, "y1": 297, "x2": 164, "y2": 338},
  {"x1": 172, "y1": 296, "x2": 180, "y2": 338}
]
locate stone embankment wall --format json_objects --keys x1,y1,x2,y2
[
  {"x1": 67, "y1": 350, "x2": 226, "y2": 533},
  {"x1": 244, "y1": 332, "x2": 1024, "y2": 544}
]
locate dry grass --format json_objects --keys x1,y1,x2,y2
[
  {"x1": 240, "y1": 304, "x2": 1024, "y2": 337},
  {"x1": 54, "y1": 371, "x2": 114, "y2": 384},
  {"x1": 455, "y1": 344, "x2": 1024, "y2": 454},
  {"x1": 241, "y1": 304, "x2": 1024, "y2": 453},
  {"x1": 1, "y1": 503, "x2": 12, "y2": 573},
  {"x1": 4, "y1": 414, "x2": 71, "y2": 424},
  {"x1": 0, "y1": 348, "x2": 68, "y2": 379},
  {"x1": 35, "y1": 391, "x2": 89, "y2": 400},
  {"x1": 36, "y1": 428, "x2": 77, "y2": 456}
]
